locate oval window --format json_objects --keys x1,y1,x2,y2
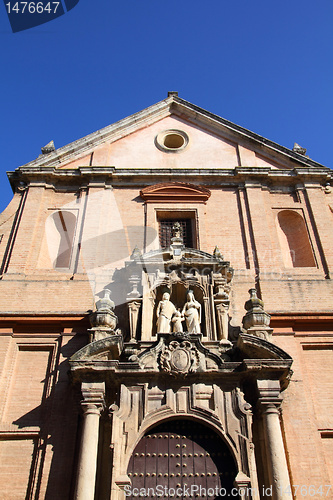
[{"x1": 155, "y1": 129, "x2": 189, "y2": 153}]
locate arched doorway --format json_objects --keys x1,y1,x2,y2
[{"x1": 127, "y1": 419, "x2": 239, "y2": 499}]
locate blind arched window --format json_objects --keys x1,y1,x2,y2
[
  {"x1": 49, "y1": 211, "x2": 77, "y2": 268},
  {"x1": 276, "y1": 210, "x2": 316, "y2": 267}
]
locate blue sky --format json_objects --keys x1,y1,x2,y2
[{"x1": 1, "y1": 0, "x2": 332, "y2": 212}]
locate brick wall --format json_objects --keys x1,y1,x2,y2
[
  {"x1": 0, "y1": 170, "x2": 333, "y2": 497},
  {"x1": 0, "y1": 329, "x2": 87, "y2": 499}
]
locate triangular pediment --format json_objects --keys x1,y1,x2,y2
[{"x1": 14, "y1": 94, "x2": 328, "y2": 174}]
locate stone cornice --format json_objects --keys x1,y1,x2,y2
[
  {"x1": 237, "y1": 333, "x2": 292, "y2": 360},
  {"x1": 7, "y1": 166, "x2": 333, "y2": 192},
  {"x1": 69, "y1": 359, "x2": 292, "y2": 391},
  {"x1": 69, "y1": 332, "x2": 293, "y2": 391}
]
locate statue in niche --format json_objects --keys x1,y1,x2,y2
[
  {"x1": 172, "y1": 309, "x2": 184, "y2": 333},
  {"x1": 182, "y1": 290, "x2": 201, "y2": 333},
  {"x1": 156, "y1": 290, "x2": 177, "y2": 333}
]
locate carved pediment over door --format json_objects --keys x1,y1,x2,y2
[{"x1": 140, "y1": 182, "x2": 211, "y2": 203}]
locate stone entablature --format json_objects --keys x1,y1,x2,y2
[
  {"x1": 70, "y1": 332, "x2": 292, "y2": 382},
  {"x1": 7, "y1": 165, "x2": 333, "y2": 192}
]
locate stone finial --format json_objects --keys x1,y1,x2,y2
[
  {"x1": 242, "y1": 288, "x2": 272, "y2": 341},
  {"x1": 244, "y1": 288, "x2": 264, "y2": 312},
  {"x1": 292, "y1": 143, "x2": 307, "y2": 155},
  {"x1": 213, "y1": 246, "x2": 224, "y2": 260},
  {"x1": 130, "y1": 246, "x2": 142, "y2": 260},
  {"x1": 98, "y1": 288, "x2": 115, "y2": 312},
  {"x1": 41, "y1": 140, "x2": 56, "y2": 154},
  {"x1": 89, "y1": 289, "x2": 118, "y2": 340},
  {"x1": 168, "y1": 91, "x2": 178, "y2": 97}
]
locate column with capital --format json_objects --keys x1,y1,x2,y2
[
  {"x1": 74, "y1": 382, "x2": 105, "y2": 500},
  {"x1": 257, "y1": 380, "x2": 292, "y2": 500}
]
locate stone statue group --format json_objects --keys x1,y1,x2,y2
[{"x1": 156, "y1": 290, "x2": 201, "y2": 334}]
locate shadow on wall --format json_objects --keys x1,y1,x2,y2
[{"x1": 11, "y1": 333, "x2": 88, "y2": 500}]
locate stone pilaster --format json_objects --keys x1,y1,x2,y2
[
  {"x1": 215, "y1": 300, "x2": 230, "y2": 341},
  {"x1": 74, "y1": 382, "x2": 105, "y2": 500},
  {"x1": 213, "y1": 274, "x2": 231, "y2": 343},
  {"x1": 257, "y1": 380, "x2": 292, "y2": 500},
  {"x1": 127, "y1": 300, "x2": 141, "y2": 341},
  {"x1": 302, "y1": 183, "x2": 333, "y2": 277}
]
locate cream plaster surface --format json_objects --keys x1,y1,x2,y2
[{"x1": 58, "y1": 116, "x2": 243, "y2": 170}]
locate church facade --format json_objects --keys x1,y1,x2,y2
[{"x1": 0, "y1": 93, "x2": 332, "y2": 499}]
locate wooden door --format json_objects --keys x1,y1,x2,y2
[{"x1": 127, "y1": 420, "x2": 239, "y2": 499}]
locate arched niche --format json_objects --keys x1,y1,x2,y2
[
  {"x1": 276, "y1": 210, "x2": 316, "y2": 268},
  {"x1": 152, "y1": 283, "x2": 205, "y2": 336},
  {"x1": 126, "y1": 418, "x2": 239, "y2": 499},
  {"x1": 45, "y1": 210, "x2": 77, "y2": 268}
]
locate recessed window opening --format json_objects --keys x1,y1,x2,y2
[
  {"x1": 52, "y1": 211, "x2": 77, "y2": 268},
  {"x1": 156, "y1": 210, "x2": 198, "y2": 249},
  {"x1": 163, "y1": 133, "x2": 185, "y2": 149},
  {"x1": 277, "y1": 210, "x2": 316, "y2": 268},
  {"x1": 159, "y1": 219, "x2": 193, "y2": 248}
]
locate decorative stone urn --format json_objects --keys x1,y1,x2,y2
[
  {"x1": 242, "y1": 288, "x2": 273, "y2": 341},
  {"x1": 89, "y1": 289, "x2": 118, "y2": 341}
]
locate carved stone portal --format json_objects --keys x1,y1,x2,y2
[{"x1": 121, "y1": 236, "x2": 233, "y2": 341}]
